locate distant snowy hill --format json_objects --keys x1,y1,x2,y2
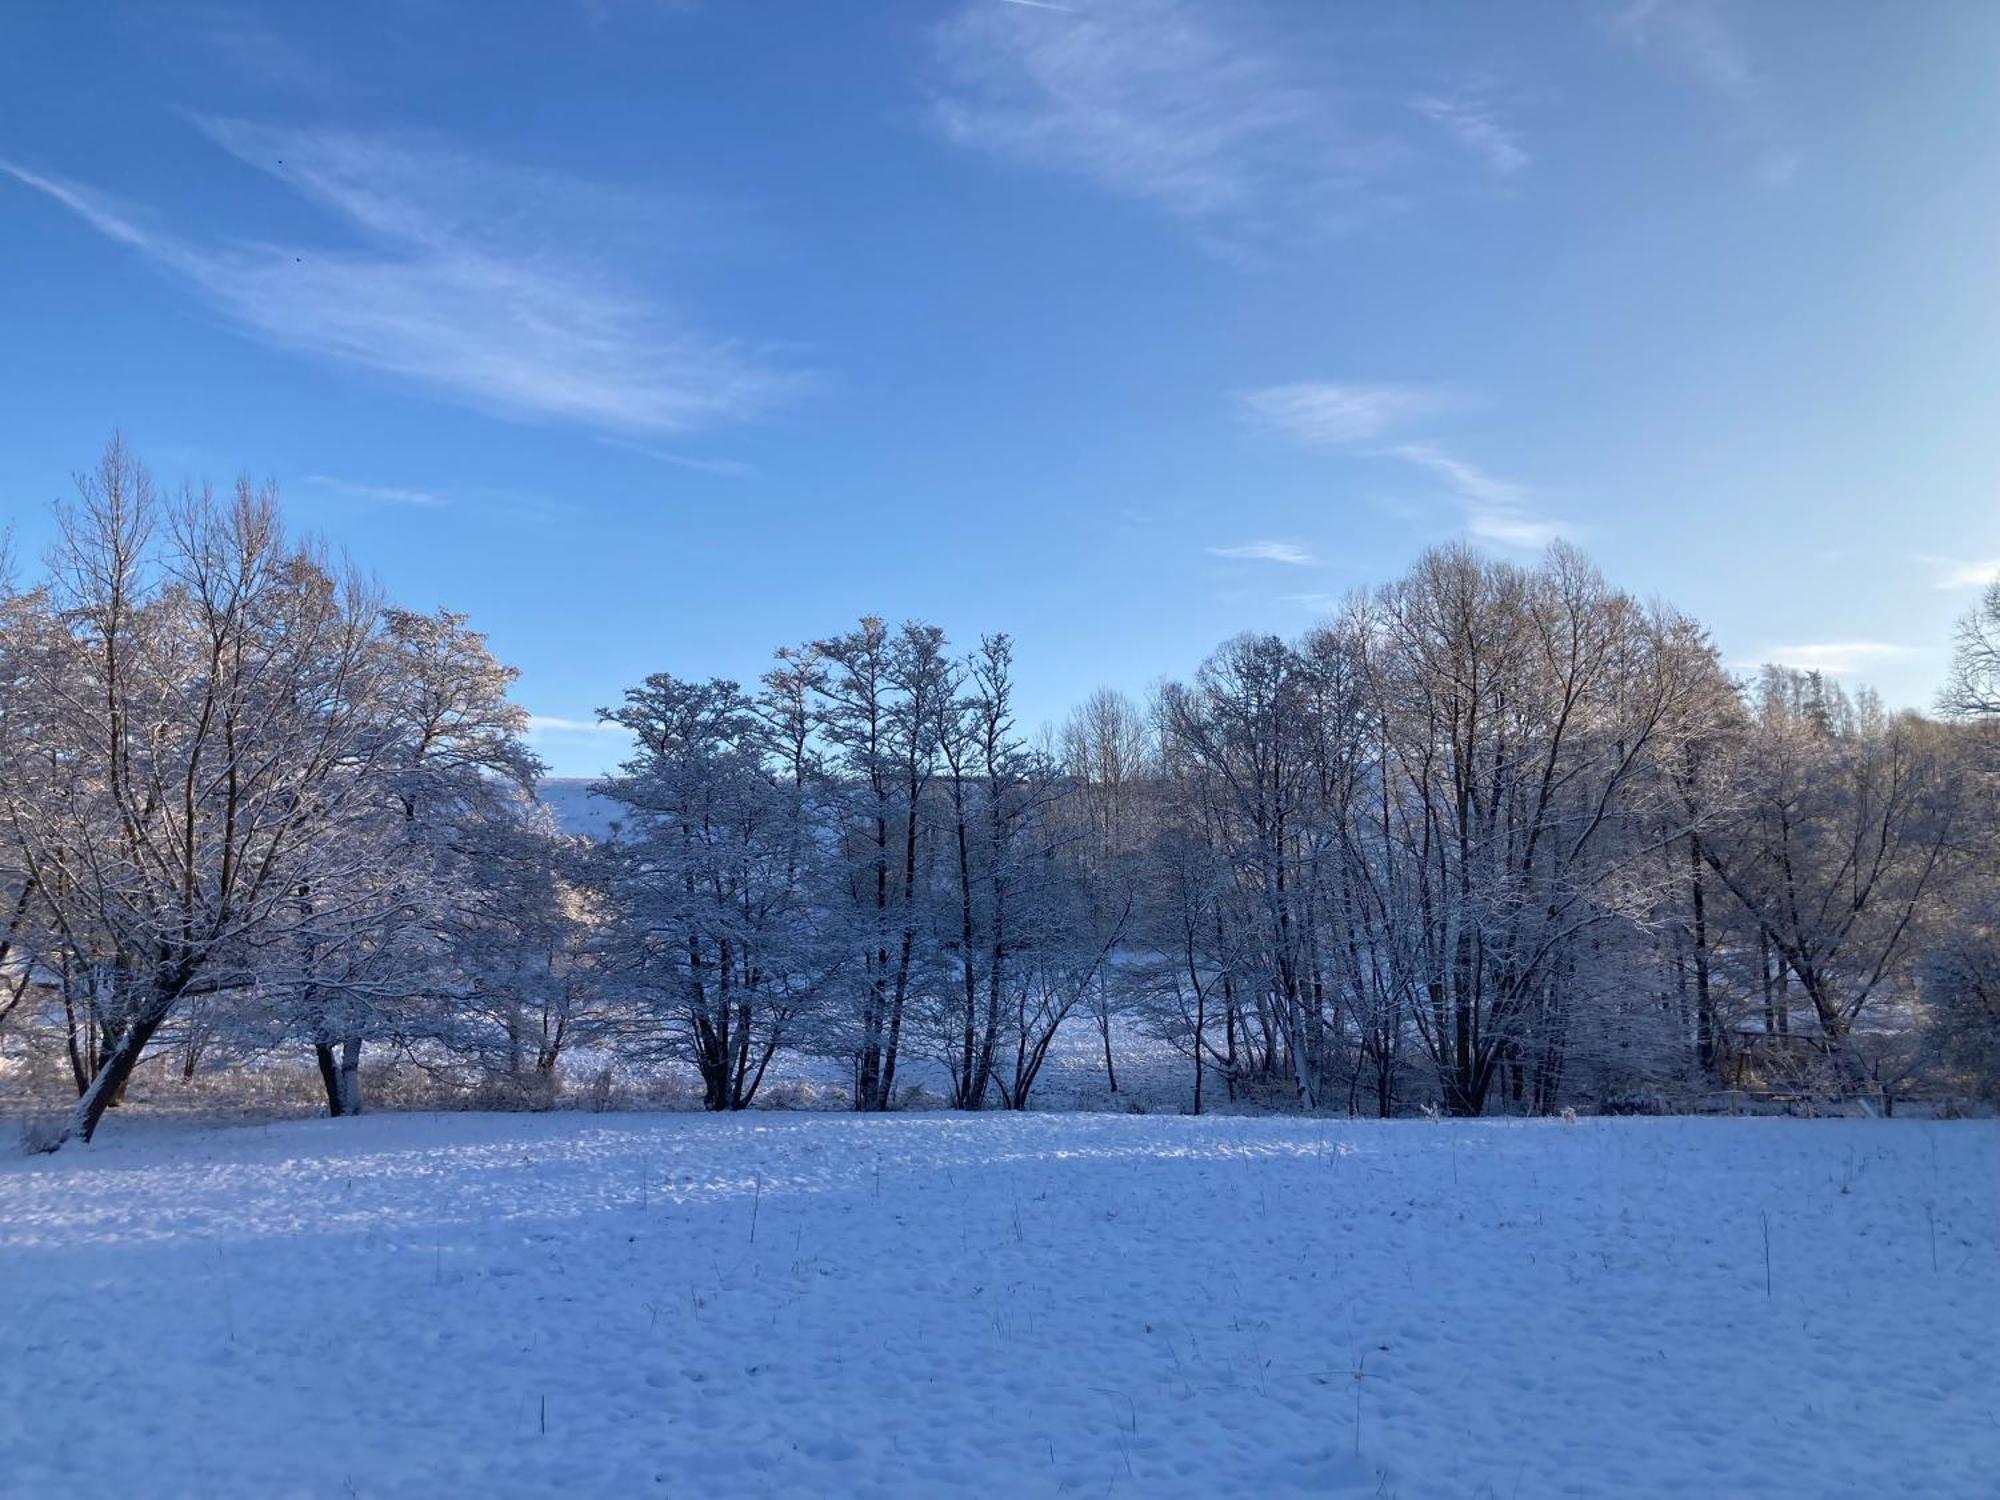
[{"x1": 537, "y1": 777, "x2": 623, "y2": 840}]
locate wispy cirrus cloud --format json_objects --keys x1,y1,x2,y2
[
  {"x1": 1918, "y1": 554, "x2": 2000, "y2": 591},
  {"x1": 1759, "y1": 641, "x2": 1917, "y2": 676},
  {"x1": 1378, "y1": 442, "x2": 1523, "y2": 506},
  {"x1": 526, "y1": 715, "x2": 631, "y2": 736},
  {"x1": 1239, "y1": 379, "x2": 1579, "y2": 551},
  {"x1": 1207, "y1": 539, "x2": 1316, "y2": 566},
  {"x1": 928, "y1": 0, "x2": 1404, "y2": 249},
  {"x1": 597, "y1": 438, "x2": 758, "y2": 479},
  {"x1": 302, "y1": 474, "x2": 448, "y2": 507},
  {"x1": 1395, "y1": 444, "x2": 1586, "y2": 551},
  {"x1": 1616, "y1": 1, "x2": 1756, "y2": 100},
  {"x1": 1238, "y1": 383, "x2": 1443, "y2": 446},
  {"x1": 192, "y1": 6, "x2": 328, "y2": 91},
  {"x1": 1612, "y1": 0, "x2": 1796, "y2": 184},
  {"x1": 0, "y1": 120, "x2": 803, "y2": 435},
  {"x1": 1466, "y1": 509, "x2": 1577, "y2": 550},
  {"x1": 1282, "y1": 590, "x2": 1346, "y2": 612},
  {"x1": 1410, "y1": 94, "x2": 1529, "y2": 178},
  {"x1": 1384, "y1": 443, "x2": 1578, "y2": 550}
]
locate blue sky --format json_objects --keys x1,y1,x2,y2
[{"x1": 3, "y1": 0, "x2": 1997, "y2": 776}]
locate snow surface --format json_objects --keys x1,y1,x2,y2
[{"x1": 2, "y1": 1114, "x2": 1995, "y2": 1498}]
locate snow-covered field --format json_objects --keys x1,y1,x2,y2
[{"x1": 2, "y1": 1115, "x2": 1995, "y2": 1498}]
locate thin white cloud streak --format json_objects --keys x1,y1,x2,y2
[
  {"x1": 1239, "y1": 383, "x2": 1442, "y2": 446},
  {"x1": 1208, "y1": 540, "x2": 1316, "y2": 566},
  {"x1": 1612, "y1": 0, "x2": 1796, "y2": 183},
  {"x1": 1618, "y1": 0, "x2": 1756, "y2": 101},
  {"x1": 302, "y1": 474, "x2": 448, "y2": 507},
  {"x1": 526, "y1": 715, "x2": 629, "y2": 736},
  {"x1": 1384, "y1": 444, "x2": 1577, "y2": 551},
  {"x1": 597, "y1": 438, "x2": 757, "y2": 479},
  {"x1": 1920, "y1": 555, "x2": 2000, "y2": 591},
  {"x1": 929, "y1": 0, "x2": 1400, "y2": 245},
  {"x1": 1759, "y1": 641, "x2": 1917, "y2": 676},
  {"x1": 1, "y1": 123, "x2": 802, "y2": 435},
  {"x1": 1410, "y1": 95, "x2": 1529, "y2": 177},
  {"x1": 1466, "y1": 510, "x2": 1576, "y2": 549},
  {"x1": 1236, "y1": 380, "x2": 1578, "y2": 553},
  {"x1": 1379, "y1": 442, "x2": 1524, "y2": 506},
  {"x1": 0, "y1": 162, "x2": 152, "y2": 248},
  {"x1": 195, "y1": 7, "x2": 328, "y2": 91}
]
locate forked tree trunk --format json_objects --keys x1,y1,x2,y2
[{"x1": 315, "y1": 1035, "x2": 365, "y2": 1116}]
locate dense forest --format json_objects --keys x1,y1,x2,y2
[{"x1": 5, "y1": 443, "x2": 1999, "y2": 1144}]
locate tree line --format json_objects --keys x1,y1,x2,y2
[{"x1": 4, "y1": 443, "x2": 1998, "y2": 1144}]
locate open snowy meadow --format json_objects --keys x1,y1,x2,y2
[{"x1": 2, "y1": 1115, "x2": 1995, "y2": 1498}]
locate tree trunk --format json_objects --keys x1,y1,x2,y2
[
  {"x1": 856, "y1": 806, "x2": 890, "y2": 1111},
  {"x1": 315, "y1": 1041, "x2": 345, "y2": 1116},
  {"x1": 1191, "y1": 981, "x2": 1205, "y2": 1116},
  {"x1": 1223, "y1": 987, "x2": 1238, "y2": 1102},
  {"x1": 338, "y1": 1035, "x2": 363, "y2": 1116},
  {"x1": 61, "y1": 1012, "x2": 165, "y2": 1146},
  {"x1": 1097, "y1": 977, "x2": 1119, "y2": 1094},
  {"x1": 1759, "y1": 930, "x2": 1777, "y2": 1044},
  {"x1": 1688, "y1": 834, "x2": 1716, "y2": 1076}
]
